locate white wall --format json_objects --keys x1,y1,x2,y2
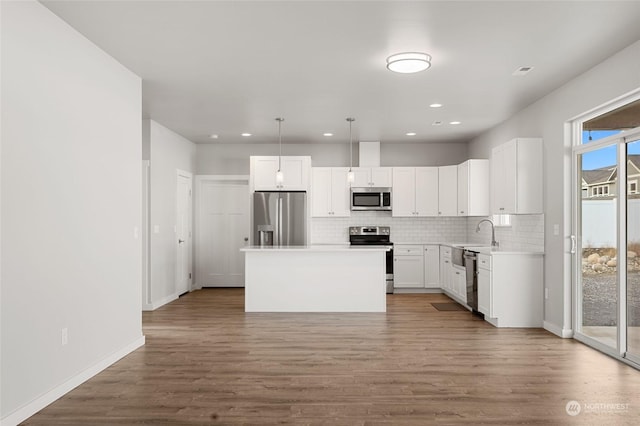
[
  {"x1": 468, "y1": 40, "x2": 640, "y2": 333},
  {"x1": 1, "y1": 2, "x2": 143, "y2": 423},
  {"x1": 196, "y1": 142, "x2": 469, "y2": 174},
  {"x1": 146, "y1": 119, "x2": 196, "y2": 309}
]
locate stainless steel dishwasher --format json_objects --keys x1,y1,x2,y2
[{"x1": 463, "y1": 249, "x2": 480, "y2": 314}]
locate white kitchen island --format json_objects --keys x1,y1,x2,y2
[{"x1": 240, "y1": 245, "x2": 388, "y2": 312}]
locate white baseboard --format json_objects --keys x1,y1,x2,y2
[
  {"x1": 393, "y1": 288, "x2": 442, "y2": 294},
  {"x1": 1, "y1": 335, "x2": 145, "y2": 426},
  {"x1": 143, "y1": 292, "x2": 179, "y2": 311},
  {"x1": 544, "y1": 321, "x2": 573, "y2": 338}
]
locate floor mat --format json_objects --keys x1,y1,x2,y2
[{"x1": 431, "y1": 302, "x2": 467, "y2": 311}]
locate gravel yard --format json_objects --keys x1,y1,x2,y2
[{"x1": 582, "y1": 248, "x2": 640, "y2": 326}]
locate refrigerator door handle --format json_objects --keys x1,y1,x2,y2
[{"x1": 277, "y1": 196, "x2": 283, "y2": 246}]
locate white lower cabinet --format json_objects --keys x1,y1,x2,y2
[
  {"x1": 439, "y1": 246, "x2": 453, "y2": 293},
  {"x1": 452, "y1": 265, "x2": 467, "y2": 305},
  {"x1": 423, "y1": 245, "x2": 440, "y2": 288},
  {"x1": 477, "y1": 254, "x2": 491, "y2": 316},
  {"x1": 394, "y1": 245, "x2": 424, "y2": 288},
  {"x1": 479, "y1": 252, "x2": 543, "y2": 327}
]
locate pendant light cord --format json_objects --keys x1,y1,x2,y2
[
  {"x1": 276, "y1": 117, "x2": 284, "y2": 171},
  {"x1": 347, "y1": 117, "x2": 355, "y2": 171}
]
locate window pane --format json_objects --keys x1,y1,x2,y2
[{"x1": 579, "y1": 146, "x2": 618, "y2": 348}]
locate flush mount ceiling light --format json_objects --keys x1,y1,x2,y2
[
  {"x1": 406, "y1": 132, "x2": 417, "y2": 136},
  {"x1": 429, "y1": 103, "x2": 443, "y2": 108},
  {"x1": 323, "y1": 133, "x2": 333, "y2": 137},
  {"x1": 386, "y1": 52, "x2": 431, "y2": 74},
  {"x1": 449, "y1": 121, "x2": 461, "y2": 125},
  {"x1": 241, "y1": 133, "x2": 252, "y2": 137}
]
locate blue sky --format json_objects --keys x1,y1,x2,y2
[{"x1": 581, "y1": 130, "x2": 640, "y2": 170}]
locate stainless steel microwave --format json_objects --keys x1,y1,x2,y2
[{"x1": 350, "y1": 187, "x2": 392, "y2": 211}]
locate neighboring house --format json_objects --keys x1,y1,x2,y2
[{"x1": 582, "y1": 154, "x2": 640, "y2": 198}]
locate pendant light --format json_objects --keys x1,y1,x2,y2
[
  {"x1": 275, "y1": 117, "x2": 285, "y2": 184},
  {"x1": 346, "y1": 117, "x2": 355, "y2": 183}
]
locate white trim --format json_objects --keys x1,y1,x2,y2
[
  {"x1": 142, "y1": 292, "x2": 179, "y2": 311},
  {"x1": 176, "y1": 168, "x2": 193, "y2": 179},
  {"x1": 544, "y1": 321, "x2": 573, "y2": 338},
  {"x1": 175, "y1": 170, "x2": 193, "y2": 294},
  {"x1": 1, "y1": 336, "x2": 145, "y2": 426},
  {"x1": 195, "y1": 174, "x2": 249, "y2": 182},
  {"x1": 142, "y1": 160, "x2": 151, "y2": 308},
  {"x1": 392, "y1": 288, "x2": 443, "y2": 294}
]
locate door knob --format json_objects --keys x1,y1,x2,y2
[
  {"x1": 244, "y1": 237, "x2": 249, "y2": 242},
  {"x1": 178, "y1": 239, "x2": 185, "y2": 244}
]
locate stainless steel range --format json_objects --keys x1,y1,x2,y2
[{"x1": 349, "y1": 226, "x2": 394, "y2": 294}]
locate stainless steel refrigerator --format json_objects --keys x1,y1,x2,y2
[{"x1": 253, "y1": 191, "x2": 307, "y2": 246}]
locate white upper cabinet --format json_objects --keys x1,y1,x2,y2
[
  {"x1": 352, "y1": 167, "x2": 392, "y2": 187},
  {"x1": 392, "y1": 167, "x2": 438, "y2": 217},
  {"x1": 311, "y1": 167, "x2": 350, "y2": 217},
  {"x1": 251, "y1": 156, "x2": 311, "y2": 191},
  {"x1": 437, "y1": 165, "x2": 458, "y2": 216},
  {"x1": 457, "y1": 159, "x2": 489, "y2": 216},
  {"x1": 490, "y1": 138, "x2": 543, "y2": 214}
]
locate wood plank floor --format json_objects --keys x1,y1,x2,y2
[{"x1": 23, "y1": 289, "x2": 640, "y2": 425}]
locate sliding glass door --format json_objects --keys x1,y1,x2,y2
[
  {"x1": 574, "y1": 125, "x2": 640, "y2": 364},
  {"x1": 577, "y1": 143, "x2": 619, "y2": 350},
  {"x1": 626, "y1": 138, "x2": 640, "y2": 363}
]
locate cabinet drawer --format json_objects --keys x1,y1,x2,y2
[
  {"x1": 478, "y1": 253, "x2": 491, "y2": 270},
  {"x1": 440, "y1": 245, "x2": 452, "y2": 257},
  {"x1": 395, "y1": 245, "x2": 423, "y2": 256}
]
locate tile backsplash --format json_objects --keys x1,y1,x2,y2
[
  {"x1": 466, "y1": 214, "x2": 545, "y2": 251},
  {"x1": 311, "y1": 212, "x2": 545, "y2": 251},
  {"x1": 311, "y1": 212, "x2": 468, "y2": 244}
]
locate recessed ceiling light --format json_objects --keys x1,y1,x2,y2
[
  {"x1": 449, "y1": 121, "x2": 461, "y2": 125},
  {"x1": 432, "y1": 121, "x2": 443, "y2": 126},
  {"x1": 241, "y1": 133, "x2": 252, "y2": 137},
  {"x1": 429, "y1": 103, "x2": 443, "y2": 108},
  {"x1": 512, "y1": 66, "x2": 534, "y2": 76},
  {"x1": 386, "y1": 52, "x2": 431, "y2": 74},
  {"x1": 208, "y1": 134, "x2": 219, "y2": 139},
  {"x1": 323, "y1": 133, "x2": 333, "y2": 137},
  {"x1": 406, "y1": 132, "x2": 417, "y2": 136}
]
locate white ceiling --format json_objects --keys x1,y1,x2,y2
[{"x1": 42, "y1": 1, "x2": 640, "y2": 145}]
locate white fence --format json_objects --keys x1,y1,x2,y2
[{"x1": 582, "y1": 199, "x2": 640, "y2": 247}]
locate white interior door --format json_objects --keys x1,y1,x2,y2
[
  {"x1": 197, "y1": 178, "x2": 250, "y2": 287},
  {"x1": 176, "y1": 171, "x2": 192, "y2": 295}
]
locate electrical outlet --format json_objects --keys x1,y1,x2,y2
[
  {"x1": 545, "y1": 288, "x2": 549, "y2": 299},
  {"x1": 61, "y1": 328, "x2": 68, "y2": 346}
]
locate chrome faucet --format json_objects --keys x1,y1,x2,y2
[{"x1": 476, "y1": 219, "x2": 499, "y2": 249}]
